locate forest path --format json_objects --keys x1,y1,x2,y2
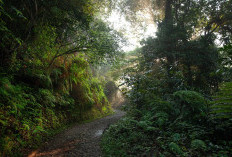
[{"x1": 29, "y1": 109, "x2": 125, "y2": 157}]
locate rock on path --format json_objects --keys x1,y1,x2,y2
[{"x1": 29, "y1": 109, "x2": 125, "y2": 157}]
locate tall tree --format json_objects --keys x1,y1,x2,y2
[{"x1": 138, "y1": 0, "x2": 222, "y2": 93}]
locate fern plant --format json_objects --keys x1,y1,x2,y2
[
  {"x1": 173, "y1": 90, "x2": 207, "y2": 122},
  {"x1": 211, "y1": 82, "x2": 232, "y2": 119}
]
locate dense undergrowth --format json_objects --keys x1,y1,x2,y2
[
  {"x1": 0, "y1": 59, "x2": 113, "y2": 156},
  {"x1": 101, "y1": 44, "x2": 232, "y2": 157},
  {"x1": 102, "y1": 87, "x2": 232, "y2": 156}
]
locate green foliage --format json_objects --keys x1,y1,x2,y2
[
  {"x1": 220, "y1": 44, "x2": 232, "y2": 67},
  {"x1": 211, "y1": 82, "x2": 232, "y2": 119},
  {"x1": 0, "y1": 77, "x2": 70, "y2": 155},
  {"x1": 1, "y1": 0, "x2": 232, "y2": 156},
  {"x1": 26, "y1": 25, "x2": 59, "y2": 68},
  {"x1": 191, "y1": 139, "x2": 206, "y2": 151},
  {"x1": 101, "y1": 117, "x2": 154, "y2": 156},
  {"x1": 173, "y1": 90, "x2": 205, "y2": 106},
  {"x1": 173, "y1": 90, "x2": 207, "y2": 121},
  {"x1": 219, "y1": 44, "x2": 232, "y2": 81},
  {"x1": 0, "y1": 1, "x2": 22, "y2": 66},
  {"x1": 169, "y1": 142, "x2": 183, "y2": 155},
  {"x1": 0, "y1": 0, "x2": 120, "y2": 156},
  {"x1": 0, "y1": 51, "x2": 112, "y2": 155},
  {"x1": 68, "y1": 55, "x2": 112, "y2": 121},
  {"x1": 102, "y1": 89, "x2": 232, "y2": 156},
  {"x1": 101, "y1": 0, "x2": 232, "y2": 157},
  {"x1": 86, "y1": 19, "x2": 124, "y2": 64},
  {"x1": 0, "y1": 70, "x2": 112, "y2": 156}
]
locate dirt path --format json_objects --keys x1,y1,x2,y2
[{"x1": 29, "y1": 109, "x2": 125, "y2": 157}]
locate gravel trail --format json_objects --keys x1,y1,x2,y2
[{"x1": 29, "y1": 109, "x2": 125, "y2": 157}]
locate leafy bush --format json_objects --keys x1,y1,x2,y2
[
  {"x1": 173, "y1": 90, "x2": 207, "y2": 122},
  {"x1": 69, "y1": 57, "x2": 112, "y2": 121},
  {"x1": 101, "y1": 117, "x2": 155, "y2": 156},
  {"x1": 191, "y1": 139, "x2": 206, "y2": 151},
  {"x1": 169, "y1": 142, "x2": 183, "y2": 155},
  {"x1": 0, "y1": 77, "x2": 70, "y2": 155}
]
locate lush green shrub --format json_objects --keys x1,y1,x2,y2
[
  {"x1": 173, "y1": 90, "x2": 207, "y2": 122},
  {"x1": 101, "y1": 117, "x2": 155, "y2": 156},
  {"x1": 191, "y1": 139, "x2": 206, "y2": 151},
  {"x1": 0, "y1": 76, "x2": 71, "y2": 155},
  {"x1": 169, "y1": 142, "x2": 183, "y2": 155}
]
